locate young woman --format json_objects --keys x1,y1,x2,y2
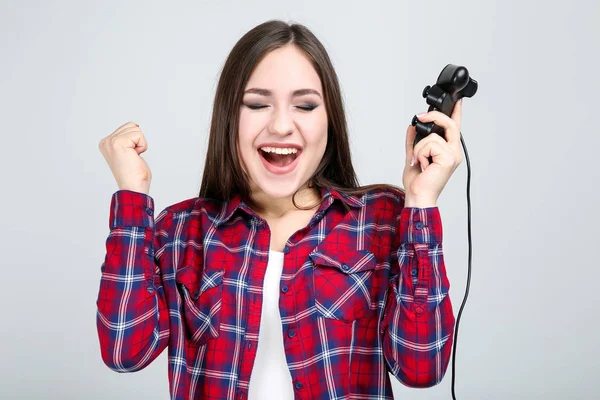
[{"x1": 98, "y1": 19, "x2": 462, "y2": 400}]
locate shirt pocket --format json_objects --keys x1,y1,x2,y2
[
  {"x1": 175, "y1": 265, "x2": 225, "y2": 346},
  {"x1": 309, "y1": 249, "x2": 379, "y2": 322}
]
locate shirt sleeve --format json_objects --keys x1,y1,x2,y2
[
  {"x1": 96, "y1": 189, "x2": 172, "y2": 372},
  {"x1": 380, "y1": 199, "x2": 455, "y2": 387}
]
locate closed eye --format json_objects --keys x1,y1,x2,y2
[
  {"x1": 245, "y1": 104, "x2": 267, "y2": 110},
  {"x1": 297, "y1": 105, "x2": 318, "y2": 111},
  {"x1": 243, "y1": 104, "x2": 319, "y2": 111}
]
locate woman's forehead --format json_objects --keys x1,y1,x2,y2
[{"x1": 245, "y1": 47, "x2": 323, "y2": 94}]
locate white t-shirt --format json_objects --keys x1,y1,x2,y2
[{"x1": 247, "y1": 250, "x2": 295, "y2": 399}]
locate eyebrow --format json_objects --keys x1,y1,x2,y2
[{"x1": 243, "y1": 88, "x2": 322, "y2": 99}]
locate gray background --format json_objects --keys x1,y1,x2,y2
[{"x1": 1, "y1": 0, "x2": 598, "y2": 399}]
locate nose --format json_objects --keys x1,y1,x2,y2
[{"x1": 268, "y1": 105, "x2": 294, "y2": 136}]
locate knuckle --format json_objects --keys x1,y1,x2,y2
[
  {"x1": 433, "y1": 133, "x2": 446, "y2": 142},
  {"x1": 412, "y1": 142, "x2": 421, "y2": 154},
  {"x1": 109, "y1": 137, "x2": 121, "y2": 148},
  {"x1": 414, "y1": 142, "x2": 426, "y2": 155}
]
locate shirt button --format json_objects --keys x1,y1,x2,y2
[
  {"x1": 281, "y1": 285, "x2": 289, "y2": 293},
  {"x1": 341, "y1": 264, "x2": 350, "y2": 272},
  {"x1": 147, "y1": 286, "x2": 155, "y2": 294},
  {"x1": 295, "y1": 381, "x2": 303, "y2": 389},
  {"x1": 410, "y1": 268, "x2": 418, "y2": 276},
  {"x1": 145, "y1": 208, "x2": 153, "y2": 216},
  {"x1": 414, "y1": 305, "x2": 423, "y2": 315},
  {"x1": 288, "y1": 329, "x2": 296, "y2": 338},
  {"x1": 247, "y1": 341, "x2": 252, "y2": 349},
  {"x1": 415, "y1": 221, "x2": 424, "y2": 230}
]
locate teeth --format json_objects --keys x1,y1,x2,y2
[{"x1": 260, "y1": 147, "x2": 298, "y2": 155}]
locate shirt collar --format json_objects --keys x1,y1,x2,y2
[{"x1": 214, "y1": 186, "x2": 365, "y2": 227}]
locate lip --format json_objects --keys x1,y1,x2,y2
[
  {"x1": 257, "y1": 142, "x2": 303, "y2": 151},
  {"x1": 258, "y1": 148, "x2": 302, "y2": 175}
]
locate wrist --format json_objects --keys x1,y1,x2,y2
[
  {"x1": 404, "y1": 194, "x2": 437, "y2": 208},
  {"x1": 118, "y1": 184, "x2": 150, "y2": 196}
]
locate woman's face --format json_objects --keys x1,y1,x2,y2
[{"x1": 238, "y1": 44, "x2": 328, "y2": 202}]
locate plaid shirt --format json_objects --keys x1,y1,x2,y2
[{"x1": 97, "y1": 186, "x2": 455, "y2": 399}]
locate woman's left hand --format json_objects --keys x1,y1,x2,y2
[{"x1": 402, "y1": 99, "x2": 464, "y2": 207}]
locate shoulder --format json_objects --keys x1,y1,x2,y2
[
  {"x1": 359, "y1": 185, "x2": 406, "y2": 210},
  {"x1": 156, "y1": 196, "x2": 225, "y2": 229},
  {"x1": 162, "y1": 196, "x2": 225, "y2": 218}
]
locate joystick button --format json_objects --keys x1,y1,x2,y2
[{"x1": 422, "y1": 85, "x2": 430, "y2": 98}]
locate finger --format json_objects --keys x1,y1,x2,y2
[
  {"x1": 412, "y1": 132, "x2": 450, "y2": 163},
  {"x1": 115, "y1": 128, "x2": 147, "y2": 153},
  {"x1": 416, "y1": 141, "x2": 444, "y2": 172},
  {"x1": 113, "y1": 121, "x2": 139, "y2": 135},
  {"x1": 417, "y1": 147, "x2": 430, "y2": 171},
  {"x1": 130, "y1": 130, "x2": 148, "y2": 154},
  {"x1": 416, "y1": 110, "x2": 460, "y2": 145},
  {"x1": 450, "y1": 98, "x2": 462, "y2": 129}
]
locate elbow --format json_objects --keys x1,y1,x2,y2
[
  {"x1": 384, "y1": 332, "x2": 454, "y2": 389},
  {"x1": 390, "y1": 356, "x2": 451, "y2": 388},
  {"x1": 96, "y1": 314, "x2": 153, "y2": 373},
  {"x1": 99, "y1": 346, "x2": 150, "y2": 373},
  {"x1": 398, "y1": 367, "x2": 448, "y2": 388}
]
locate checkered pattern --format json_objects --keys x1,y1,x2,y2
[{"x1": 96, "y1": 186, "x2": 454, "y2": 399}]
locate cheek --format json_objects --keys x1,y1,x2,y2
[
  {"x1": 235, "y1": 135, "x2": 251, "y2": 175},
  {"x1": 238, "y1": 114, "x2": 256, "y2": 158},
  {"x1": 305, "y1": 123, "x2": 328, "y2": 154},
  {"x1": 239, "y1": 108, "x2": 266, "y2": 134}
]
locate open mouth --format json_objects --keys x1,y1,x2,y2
[
  {"x1": 259, "y1": 149, "x2": 300, "y2": 167},
  {"x1": 258, "y1": 148, "x2": 302, "y2": 174}
]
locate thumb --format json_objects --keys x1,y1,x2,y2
[{"x1": 405, "y1": 125, "x2": 416, "y2": 165}]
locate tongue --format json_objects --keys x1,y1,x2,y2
[{"x1": 264, "y1": 152, "x2": 295, "y2": 167}]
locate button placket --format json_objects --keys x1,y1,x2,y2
[{"x1": 412, "y1": 249, "x2": 429, "y2": 317}]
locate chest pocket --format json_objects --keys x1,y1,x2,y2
[
  {"x1": 309, "y1": 249, "x2": 379, "y2": 322},
  {"x1": 175, "y1": 265, "x2": 224, "y2": 346}
]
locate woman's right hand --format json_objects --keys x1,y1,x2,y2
[{"x1": 99, "y1": 121, "x2": 152, "y2": 195}]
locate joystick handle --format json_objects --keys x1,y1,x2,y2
[{"x1": 412, "y1": 64, "x2": 478, "y2": 164}]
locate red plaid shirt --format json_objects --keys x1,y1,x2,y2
[{"x1": 97, "y1": 186, "x2": 455, "y2": 399}]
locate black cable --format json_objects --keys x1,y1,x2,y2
[{"x1": 451, "y1": 132, "x2": 472, "y2": 400}]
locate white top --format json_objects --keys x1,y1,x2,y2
[{"x1": 247, "y1": 250, "x2": 295, "y2": 400}]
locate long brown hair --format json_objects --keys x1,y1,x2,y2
[{"x1": 198, "y1": 19, "x2": 405, "y2": 212}]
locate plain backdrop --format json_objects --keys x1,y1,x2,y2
[{"x1": 1, "y1": 0, "x2": 598, "y2": 399}]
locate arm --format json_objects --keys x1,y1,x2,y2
[
  {"x1": 96, "y1": 190, "x2": 172, "y2": 372},
  {"x1": 381, "y1": 200, "x2": 455, "y2": 387}
]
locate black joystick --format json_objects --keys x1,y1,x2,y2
[{"x1": 411, "y1": 64, "x2": 478, "y2": 164}]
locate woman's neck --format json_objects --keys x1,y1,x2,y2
[{"x1": 247, "y1": 185, "x2": 320, "y2": 220}]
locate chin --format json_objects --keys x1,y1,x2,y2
[
  {"x1": 249, "y1": 171, "x2": 306, "y2": 199},
  {"x1": 255, "y1": 180, "x2": 301, "y2": 199}
]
